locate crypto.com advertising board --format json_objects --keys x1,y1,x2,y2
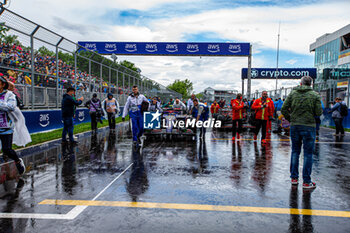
[{"x1": 241, "y1": 68, "x2": 317, "y2": 79}]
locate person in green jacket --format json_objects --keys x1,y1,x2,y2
[{"x1": 281, "y1": 76, "x2": 322, "y2": 189}]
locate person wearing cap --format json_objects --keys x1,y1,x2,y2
[
  {"x1": 85, "y1": 93, "x2": 103, "y2": 132},
  {"x1": 102, "y1": 93, "x2": 120, "y2": 131},
  {"x1": 61, "y1": 87, "x2": 83, "y2": 144},
  {"x1": 122, "y1": 85, "x2": 149, "y2": 145},
  {"x1": 0, "y1": 76, "x2": 26, "y2": 175}
]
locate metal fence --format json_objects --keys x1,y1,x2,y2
[
  {"x1": 251, "y1": 80, "x2": 350, "y2": 108},
  {"x1": 0, "y1": 7, "x2": 181, "y2": 109},
  {"x1": 248, "y1": 86, "x2": 296, "y2": 101}
]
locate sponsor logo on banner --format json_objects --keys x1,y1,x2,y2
[
  {"x1": 208, "y1": 44, "x2": 220, "y2": 53},
  {"x1": 125, "y1": 44, "x2": 137, "y2": 52},
  {"x1": 78, "y1": 111, "x2": 85, "y2": 122},
  {"x1": 105, "y1": 43, "x2": 117, "y2": 52},
  {"x1": 242, "y1": 68, "x2": 316, "y2": 79},
  {"x1": 145, "y1": 44, "x2": 158, "y2": 52},
  {"x1": 39, "y1": 114, "x2": 50, "y2": 127},
  {"x1": 251, "y1": 69, "x2": 259, "y2": 78},
  {"x1": 187, "y1": 44, "x2": 199, "y2": 53},
  {"x1": 144, "y1": 111, "x2": 161, "y2": 129},
  {"x1": 84, "y1": 43, "x2": 97, "y2": 51},
  {"x1": 229, "y1": 44, "x2": 241, "y2": 53},
  {"x1": 166, "y1": 44, "x2": 178, "y2": 53}
]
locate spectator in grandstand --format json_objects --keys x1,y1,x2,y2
[
  {"x1": 85, "y1": 93, "x2": 103, "y2": 132},
  {"x1": 61, "y1": 87, "x2": 83, "y2": 144},
  {"x1": 0, "y1": 76, "x2": 28, "y2": 175},
  {"x1": 122, "y1": 85, "x2": 149, "y2": 146},
  {"x1": 281, "y1": 76, "x2": 322, "y2": 189},
  {"x1": 329, "y1": 97, "x2": 347, "y2": 136},
  {"x1": 149, "y1": 97, "x2": 163, "y2": 113},
  {"x1": 251, "y1": 91, "x2": 274, "y2": 144},
  {"x1": 102, "y1": 93, "x2": 120, "y2": 131},
  {"x1": 191, "y1": 99, "x2": 209, "y2": 138},
  {"x1": 231, "y1": 93, "x2": 244, "y2": 141}
]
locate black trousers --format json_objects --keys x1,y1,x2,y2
[
  {"x1": 90, "y1": 112, "x2": 98, "y2": 130},
  {"x1": 255, "y1": 119, "x2": 267, "y2": 140},
  {"x1": 333, "y1": 118, "x2": 344, "y2": 134},
  {"x1": 232, "y1": 119, "x2": 242, "y2": 136},
  {"x1": 107, "y1": 112, "x2": 116, "y2": 129},
  {"x1": 0, "y1": 134, "x2": 20, "y2": 162}
]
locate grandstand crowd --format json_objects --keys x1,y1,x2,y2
[{"x1": 0, "y1": 42, "x2": 132, "y2": 95}]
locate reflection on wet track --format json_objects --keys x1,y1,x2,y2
[{"x1": 0, "y1": 123, "x2": 350, "y2": 232}]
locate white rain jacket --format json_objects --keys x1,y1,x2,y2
[{"x1": 0, "y1": 91, "x2": 31, "y2": 147}]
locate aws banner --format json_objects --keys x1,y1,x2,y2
[
  {"x1": 22, "y1": 109, "x2": 91, "y2": 134},
  {"x1": 22, "y1": 107, "x2": 125, "y2": 134},
  {"x1": 78, "y1": 42, "x2": 250, "y2": 56},
  {"x1": 242, "y1": 68, "x2": 317, "y2": 79}
]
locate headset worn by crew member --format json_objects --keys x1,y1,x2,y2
[{"x1": 122, "y1": 85, "x2": 149, "y2": 145}]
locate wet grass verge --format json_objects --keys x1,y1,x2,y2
[
  {"x1": 323, "y1": 125, "x2": 350, "y2": 132},
  {"x1": 13, "y1": 116, "x2": 129, "y2": 149}
]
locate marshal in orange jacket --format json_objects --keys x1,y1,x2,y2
[
  {"x1": 211, "y1": 103, "x2": 220, "y2": 114},
  {"x1": 231, "y1": 99, "x2": 244, "y2": 120},
  {"x1": 251, "y1": 97, "x2": 274, "y2": 120}
]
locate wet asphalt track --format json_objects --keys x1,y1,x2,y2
[{"x1": 0, "y1": 122, "x2": 349, "y2": 233}]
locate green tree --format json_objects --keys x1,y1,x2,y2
[
  {"x1": 38, "y1": 46, "x2": 55, "y2": 56},
  {"x1": 167, "y1": 79, "x2": 193, "y2": 99},
  {"x1": 195, "y1": 92, "x2": 203, "y2": 100},
  {"x1": 4, "y1": 35, "x2": 21, "y2": 45},
  {"x1": 120, "y1": 60, "x2": 138, "y2": 72},
  {"x1": 0, "y1": 24, "x2": 9, "y2": 42},
  {"x1": 58, "y1": 51, "x2": 74, "y2": 65}
]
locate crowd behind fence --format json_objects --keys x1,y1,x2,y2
[{"x1": 0, "y1": 7, "x2": 181, "y2": 109}]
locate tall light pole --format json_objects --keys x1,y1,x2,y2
[{"x1": 275, "y1": 21, "x2": 281, "y2": 98}]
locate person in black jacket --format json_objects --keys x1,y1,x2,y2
[{"x1": 61, "y1": 87, "x2": 83, "y2": 144}]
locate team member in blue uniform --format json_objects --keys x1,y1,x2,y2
[
  {"x1": 191, "y1": 99, "x2": 209, "y2": 138},
  {"x1": 122, "y1": 86, "x2": 149, "y2": 145}
]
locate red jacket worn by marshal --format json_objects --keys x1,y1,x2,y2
[
  {"x1": 231, "y1": 99, "x2": 244, "y2": 120},
  {"x1": 251, "y1": 97, "x2": 274, "y2": 120},
  {"x1": 210, "y1": 103, "x2": 220, "y2": 114}
]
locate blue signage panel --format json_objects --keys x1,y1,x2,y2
[
  {"x1": 78, "y1": 42, "x2": 250, "y2": 56},
  {"x1": 22, "y1": 109, "x2": 91, "y2": 134},
  {"x1": 22, "y1": 107, "x2": 125, "y2": 134},
  {"x1": 241, "y1": 68, "x2": 317, "y2": 79}
]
